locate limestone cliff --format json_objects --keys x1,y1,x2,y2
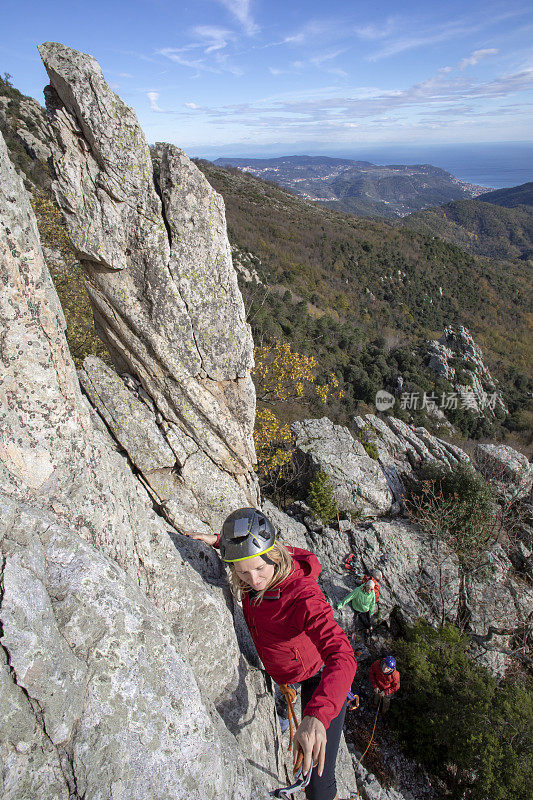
[
  {"x1": 38, "y1": 41, "x2": 259, "y2": 534},
  {"x1": 0, "y1": 96, "x2": 280, "y2": 800}
]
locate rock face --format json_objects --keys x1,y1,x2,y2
[
  {"x1": 474, "y1": 443, "x2": 533, "y2": 502},
  {"x1": 0, "y1": 498, "x2": 255, "y2": 800},
  {"x1": 353, "y1": 413, "x2": 469, "y2": 506},
  {"x1": 292, "y1": 417, "x2": 394, "y2": 517},
  {"x1": 294, "y1": 518, "x2": 461, "y2": 633},
  {"x1": 0, "y1": 93, "x2": 52, "y2": 188},
  {"x1": 0, "y1": 123, "x2": 284, "y2": 798},
  {"x1": 465, "y1": 543, "x2": 533, "y2": 676},
  {"x1": 426, "y1": 325, "x2": 507, "y2": 416},
  {"x1": 293, "y1": 414, "x2": 470, "y2": 517},
  {"x1": 38, "y1": 41, "x2": 259, "y2": 532}
]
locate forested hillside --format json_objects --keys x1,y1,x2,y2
[
  {"x1": 196, "y1": 160, "x2": 532, "y2": 441},
  {"x1": 403, "y1": 195, "x2": 533, "y2": 262},
  {"x1": 480, "y1": 182, "x2": 533, "y2": 208}
]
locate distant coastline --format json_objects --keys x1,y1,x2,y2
[{"x1": 195, "y1": 142, "x2": 533, "y2": 190}]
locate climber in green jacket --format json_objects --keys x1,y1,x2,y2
[{"x1": 337, "y1": 579, "x2": 376, "y2": 633}]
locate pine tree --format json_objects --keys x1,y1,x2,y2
[{"x1": 308, "y1": 467, "x2": 338, "y2": 525}]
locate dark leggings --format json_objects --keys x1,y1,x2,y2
[
  {"x1": 300, "y1": 673, "x2": 347, "y2": 800},
  {"x1": 357, "y1": 610, "x2": 372, "y2": 630}
]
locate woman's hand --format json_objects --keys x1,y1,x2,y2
[
  {"x1": 181, "y1": 530, "x2": 217, "y2": 546},
  {"x1": 293, "y1": 715, "x2": 327, "y2": 777}
]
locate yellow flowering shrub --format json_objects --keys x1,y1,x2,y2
[
  {"x1": 253, "y1": 340, "x2": 344, "y2": 490},
  {"x1": 253, "y1": 408, "x2": 293, "y2": 477},
  {"x1": 253, "y1": 340, "x2": 317, "y2": 402}
]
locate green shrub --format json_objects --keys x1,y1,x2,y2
[
  {"x1": 308, "y1": 467, "x2": 338, "y2": 525},
  {"x1": 390, "y1": 621, "x2": 533, "y2": 800},
  {"x1": 357, "y1": 425, "x2": 380, "y2": 460},
  {"x1": 406, "y1": 461, "x2": 495, "y2": 568},
  {"x1": 31, "y1": 191, "x2": 110, "y2": 367},
  {"x1": 362, "y1": 441, "x2": 379, "y2": 460}
]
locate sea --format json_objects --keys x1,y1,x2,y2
[
  {"x1": 198, "y1": 142, "x2": 533, "y2": 190},
  {"x1": 340, "y1": 142, "x2": 533, "y2": 190}
]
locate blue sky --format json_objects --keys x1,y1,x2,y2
[{"x1": 2, "y1": 0, "x2": 533, "y2": 157}]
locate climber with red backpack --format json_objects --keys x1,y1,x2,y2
[
  {"x1": 183, "y1": 508, "x2": 357, "y2": 800},
  {"x1": 364, "y1": 569, "x2": 382, "y2": 603},
  {"x1": 336, "y1": 579, "x2": 376, "y2": 634}
]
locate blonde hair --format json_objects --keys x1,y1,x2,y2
[{"x1": 228, "y1": 540, "x2": 293, "y2": 604}]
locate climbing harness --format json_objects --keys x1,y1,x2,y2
[
  {"x1": 347, "y1": 690, "x2": 359, "y2": 711},
  {"x1": 278, "y1": 684, "x2": 299, "y2": 750},
  {"x1": 272, "y1": 682, "x2": 358, "y2": 796},
  {"x1": 269, "y1": 763, "x2": 314, "y2": 798}
]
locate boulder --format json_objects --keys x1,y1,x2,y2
[
  {"x1": 474, "y1": 443, "x2": 533, "y2": 502},
  {"x1": 466, "y1": 543, "x2": 533, "y2": 676},
  {"x1": 426, "y1": 325, "x2": 507, "y2": 417},
  {"x1": 292, "y1": 417, "x2": 393, "y2": 518},
  {"x1": 0, "y1": 94, "x2": 52, "y2": 188},
  {"x1": 353, "y1": 413, "x2": 469, "y2": 505}
]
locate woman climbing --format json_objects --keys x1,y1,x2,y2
[
  {"x1": 336, "y1": 580, "x2": 376, "y2": 634},
  {"x1": 369, "y1": 656, "x2": 400, "y2": 714},
  {"x1": 184, "y1": 507, "x2": 357, "y2": 800}
]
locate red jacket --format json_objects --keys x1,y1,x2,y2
[
  {"x1": 242, "y1": 548, "x2": 357, "y2": 730},
  {"x1": 369, "y1": 659, "x2": 400, "y2": 695},
  {"x1": 363, "y1": 575, "x2": 380, "y2": 603}
]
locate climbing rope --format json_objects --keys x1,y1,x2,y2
[
  {"x1": 278, "y1": 683, "x2": 299, "y2": 750},
  {"x1": 349, "y1": 697, "x2": 381, "y2": 800}
]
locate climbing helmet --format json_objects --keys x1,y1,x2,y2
[{"x1": 220, "y1": 508, "x2": 277, "y2": 563}]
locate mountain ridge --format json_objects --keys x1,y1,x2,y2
[
  {"x1": 402, "y1": 183, "x2": 533, "y2": 262},
  {"x1": 475, "y1": 181, "x2": 533, "y2": 208}
]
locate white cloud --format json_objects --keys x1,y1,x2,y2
[
  {"x1": 178, "y1": 67, "x2": 533, "y2": 132},
  {"x1": 366, "y1": 10, "x2": 523, "y2": 61},
  {"x1": 459, "y1": 48, "x2": 499, "y2": 69},
  {"x1": 216, "y1": 0, "x2": 258, "y2": 36},
  {"x1": 157, "y1": 48, "x2": 205, "y2": 71},
  {"x1": 147, "y1": 91, "x2": 165, "y2": 112},
  {"x1": 354, "y1": 17, "x2": 397, "y2": 40},
  {"x1": 310, "y1": 49, "x2": 345, "y2": 67},
  {"x1": 157, "y1": 41, "x2": 242, "y2": 75},
  {"x1": 282, "y1": 18, "x2": 341, "y2": 46},
  {"x1": 193, "y1": 25, "x2": 235, "y2": 53}
]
